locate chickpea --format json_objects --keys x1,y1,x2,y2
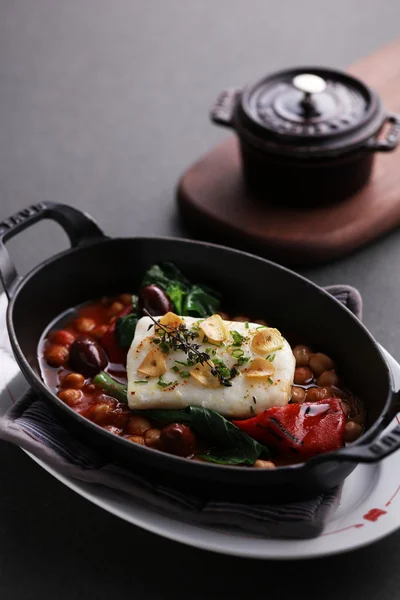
[
  {"x1": 294, "y1": 367, "x2": 313, "y2": 385},
  {"x1": 254, "y1": 460, "x2": 276, "y2": 469},
  {"x1": 291, "y1": 386, "x2": 306, "y2": 403},
  {"x1": 127, "y1": 435, "x2": 145, "y2": 445},
  {"x1": 103, "y1": 425, "x2": 122, "y2": 436},
  {"x1": 254, "y1": 319, "x2": 268, "y2": 326},
  {"x1": 61, "y1": 372, "x2": 85, "y2": 389},
  {"x1": 126, "y1": 416, "x2": 152, "y2": 436},
  {"x1": 74, "y1": 317, "x2": 96, "y2": 334},
  {"x1": 292, "y1": 344, "x2": 312, "y2": 367},
  {"x1": 58, "y1": 388, "x2": 82, "y2": 407},
  {"x1": 88, "y1": 402, "x2": 114, "y2": 424},
  {"x1": 306, "y1": 386, "x2": 331, "y2": 402},
  {"x1": 232, "y1": 315, "x2": 250, "y2": 322},
  {"x1": 108, "y1": 301, "x2": 125, "y2": 316},
  {"x1": 317, "y1": 369, "x2": 339, "y2": 387},
  {"x1": 344, "y1": 421, "x2": 363, "y2": 443},
  {"x1": 44, "y1": 344, "x2": 69, "y2": 368},
  {"x1": 50, "y1": 329, "x2": 76, "y2": 347},
  {"x1": 309, "y1": 353, "x2": 334, "y2": 377},
  {"x1": 144, "y1": 428, "x2": 162, "y2": 449},
  {"x1": 119, "y1": 294, "x2": 133, "y2": 306},
  {"x1": 92, "y1": 325, "x2": 108, "y2": 340},
  {"x1": 217, "y1": 311, "x2": 230, "y2": 320}
]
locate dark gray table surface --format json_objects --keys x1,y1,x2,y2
[{"x1": 2, "y1": 1, "x2": 400, "y2": 598}]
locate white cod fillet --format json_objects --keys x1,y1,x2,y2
[{"x1": 126, "y1": 315, "x2": 295, "y2": 419}]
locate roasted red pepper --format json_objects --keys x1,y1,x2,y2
[
  {"x1": 100, "y1": 306, "x2": 131, "y2": 364},
  {"x1": 233, "y1": 398, "x2": 346, "y2": 458}
]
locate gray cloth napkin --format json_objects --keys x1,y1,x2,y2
[{"x1": 0, "y1": 285, "x2": 362, "y2": 540}]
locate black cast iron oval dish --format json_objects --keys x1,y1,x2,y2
[{"x1": 1, "y1": 202, "x2": 400, "y2": 501}]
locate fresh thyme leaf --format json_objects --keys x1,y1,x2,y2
[
  {"x1": 134, "y1": 380, "x2": 149, "y2": 384},
  {"x1": 160, "y1": 342, "x2": 170, "y2": 354},
  {"x1": 256, "y1": 325, "x2": 267, "y2": 330},
  {"x1": 231, "y1": 330, "x2": 246, "y2": 346}
]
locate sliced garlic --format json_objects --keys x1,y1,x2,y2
[
  {"x1": 251, "y1": 328, "x2": 283, "y2": 355},
  {"x1": 199, "y1": 314, "x2": 227, "y2": 344},
  {"x1": 190, "y1": 361, "x2": 220, "y2": 388},
  {"x1": 246, "y1": 357, "x2": 276, "y2": 380},
  {"x1": 137, "y1": 347, "x2": 167, "y2": 377},
  {"x1": 158, "y1": 312, "x2": 184, "y2": 330}
]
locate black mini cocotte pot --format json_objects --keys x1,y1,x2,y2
[
  {"x1": 211, "y1": 67, "x2": 400, "y2": 206},
  {"x1": 1, "y1": 202, "x2": 400, "y2": 502}
]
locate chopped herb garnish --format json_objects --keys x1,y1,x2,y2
[
  {"x1": 180, "y1": 370, "x2": 190, "y2": 378},
  {"x1": 134, "y1": 380, "x2": 149, "y2": 384},
  {"x1": 236, "y1": 356, "x2": 250, "y2": 366},
  {"x1": 231, "y1": 330, "x2": 246, "y2": 346},
  {"x1": 245, "y1": 321, "x2": 249, "y2": 329},
  {"x1": 250, "y1": 405, "x2": 255, "y2": 415},
  {"x1": 231, "y1": 348, "x2": 244, "y2": 358},
  {"x1": 157, "y1": 375, "x2": 178, "y2": 388},
  {"x1": 256, "y1": 325, "x2": 267, "y2": 330},
  {"x1": 172, "y1": 365, "x2": 180, "y2": 373},
  {"x1": 267, "y1": 377, "x2": 274, "y2": 385},
  {"x1": 267, "y1": 353, "x2": 276, "y2": 362}
]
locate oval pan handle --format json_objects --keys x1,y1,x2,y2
[
  {"x1": 366, "y1": 113, "x2": 400, "y2": 152},
  {"x1": 210, "y1": 88, "x2": 241, "y2": 128},
  {"x1": 0, "y1": 202, "x2": 106, "y2": 299},
  {"x1": 310, "y1": 424, "x2": 400, "y2": 466}
]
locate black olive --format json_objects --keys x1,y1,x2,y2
[
  {"x1": 69, "y1": 336, "x2": 108, "y2": 377},
  {"x1": 138, "y1": 284, "x2": 173, "y2": 316},
  {"x1": 159, "y1": 423, "x2": 197, "y2": 456}
]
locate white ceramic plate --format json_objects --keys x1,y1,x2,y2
[{"x1": 1, "y1": 293, "x2": 400, "y2": 559}]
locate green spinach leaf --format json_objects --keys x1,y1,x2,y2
[
  {"x1": 166, "y1": 282, "x2": 186, "y2": 315},
  {"x1": 183, "y1": 284, "x2": 220, "y2": 317},
  {"x1": 115, "y1": 295, "x2": 139, "y2": 348},
  {"x1": 140, "y1": 263, "x2": 220, "y2": 318},
  {"x1": 140, "y1": 406, "x2": 269, "y2": 465}
]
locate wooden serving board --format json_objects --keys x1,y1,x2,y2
[{"x1": 177, "y1": 40, "x2": 400, "y2": 265}]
